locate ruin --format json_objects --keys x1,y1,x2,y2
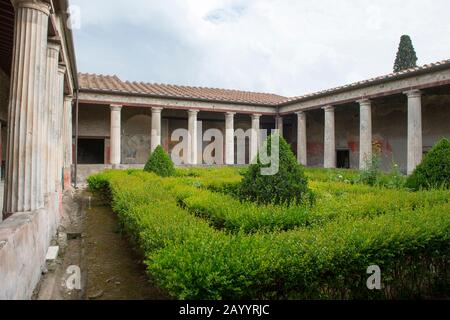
[{"x1": 0, "y1": 0, "x2": 449, "y2": 299}]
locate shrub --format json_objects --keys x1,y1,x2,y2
[
  {"x1": 238, "y1": 134, "x2": 313, "y2": 206},
  {"x1": 406, "y1": 138, "x2": 450, "y2": 190},
  {"x1": 144, "y1": 145, "x2": 175, "y2": 177},
  {"x1": 357, "y1": 150, "x2": 381, "y2": 186},
  {"x1": 87, "y1": 169, "x2": 450, "y2": 300}
]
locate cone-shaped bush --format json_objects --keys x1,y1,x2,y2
[
  {"x1": 238, "y1": 134, "x2": 313, "y2": 206},
  {"x1": 144, "y1": 145, "x2": 176, "y2": 177},
  {"x1": 406, "y1": 138, "x2": 450, "y2": 190}
]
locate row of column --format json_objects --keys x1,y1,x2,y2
[
  {"x1": 108, "y1": 89, "x2": 422, "y2": 173},
  {"x1": 108, "y1": 107, "x2": 262, "y2": 166},
  {"x1": 294, "y1": 89, "x2": 423, "y2": 174},
  {"x1": 3, "y1": 0, "x2": 73, "y2": 217}
]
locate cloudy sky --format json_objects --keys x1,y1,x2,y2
[{"x1": 70, "y1": 0, "x2": 450, "y2": 97}]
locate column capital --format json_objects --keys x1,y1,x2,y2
[
  {"x1": 47, "y1": 40, "x2": 61, "y2": 53},
  {"x1": 404, "y1": 89, "x2": 422, "y2": 98},
  {"x1": 188, "y1": 109, "x2": 199, "y2": 115},
  {"x1": 322, "y1": 105, "x2": 334, "y2": 112},
  {"x1": 225, "y1": 112, "x2": 236, "y2": 117},
  {"x1": 357, "y1": 98, "x2": 371, "y2": 106},
  {"x1": 64, "y1": 95, "x2": 73, "y2": 103},
  {"x1": 295, "y1": 110, "x2": 305, "y2": 115},
  {"x1": 110, "y1": 104, "x2": 122, "y2": 112},
  {"x1": 251, "y1": 114, "x2": 261, "y2": 120},
  {"x1": 152, "y1": 107, "x2": 163, "y2": 113},
  {"x1": 11, "y1": 0, "x2": 51, "y2": 15},
  {"x1": 58, "y1": 64, "x2": 66, "y2": 75}
]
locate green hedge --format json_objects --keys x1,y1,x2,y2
[{"x1": 88, "y1": 170, "x2": 450, "y2": 300}]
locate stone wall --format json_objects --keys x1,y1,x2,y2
[{"x1": 0, "y1": 192, "x2": 61, "y2": 299}]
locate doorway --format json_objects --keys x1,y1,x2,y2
[
  {"x1": 337, "y1": 149, "x2": 350, "y2": 169},
  {"x1": 78, "y1": 138, "x2": 105, "y2": 164}
]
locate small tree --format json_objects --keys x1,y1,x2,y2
[
  {"x1": 239, "y1": 134, "x2": 313, "y2": 206},
  {"x1": 393, "y1": 35, "x2": 418, "y2": 72},
  {"x1": 406, "y1": 138, "x2": 450, "y2": 190},
  {"x1": 144, "y1": 145, "x2": 175, "y2": 177}
]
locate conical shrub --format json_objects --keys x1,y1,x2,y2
[
  {"x1": 406, "y1": 138, "x2": 450, "y2": 190},
  {"x1": 144, "y1": 145, "x2": 176, "y2": 177},
  {"x1": 239, "y1": 134, "x2": 313, "y2": 206}
]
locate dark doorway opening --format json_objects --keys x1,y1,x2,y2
[
  {"x1": 78, "y1": 138, "x2": 105, "y2": 164},
  {"x1": 337, "y1": 150, "x2": 350, "y2": 169}
]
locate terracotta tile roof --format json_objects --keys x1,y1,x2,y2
[
  {"x1": 282, "y1": 59, "x2": 450, "y2": 105},
  {"x1": 78, "y1": 59, "x2": 450, "y2": 107},
  {"x1": 78, "y1": 73, "x2": 287, "y2": 106}
]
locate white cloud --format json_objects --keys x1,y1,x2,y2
[{"x1": 71, "y1": 0, "x2": 450, "y2": 97}]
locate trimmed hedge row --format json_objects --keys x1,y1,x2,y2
[{"x1": 88, "y1": 170, "x2": 450, "y2": 300}]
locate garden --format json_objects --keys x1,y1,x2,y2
[{"x1": 87, "y1": 138, "x2": 450, "y2": 300}]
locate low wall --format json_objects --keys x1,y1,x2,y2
[{"x1": 0, "y1": 192, "x2": 61, "y2": 300}]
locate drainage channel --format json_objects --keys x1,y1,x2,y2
[{"x1": 83, "y1": 190, "x2": 169, "y2": 300}]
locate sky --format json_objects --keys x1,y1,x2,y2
[{"x1": 70, "y1": 0, "x2": 450, "y2": 97}]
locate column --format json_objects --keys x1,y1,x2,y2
[
  {"x1": 151, "y1": 107, "x2": 163, "y2": 152},
  {"x1": 110, "y1": 105, "x2": 122, "y2": 168},
  {"x1": 276, "y1": 115, "x2": 283, "y2": 137},
  {"x1": 225, "y1": 112, "x2": 235, "y2": 165},
  {"x1": 250, "y1": 114, "x2": 261, "y2": 163},
  {"x1": 63, "y1": 96, "x2": 73, "y2": 188},
  {"x1": 359, "y1": 99, "x2": 372, "y2": 170},
  {"x1": 55, "y1": 65, "x2": 66, "y2": 189},
  {"x1": 44, "y1": 41, "x2": 60, "y2": 194},
  {"x1": 3, "y1": 0, "x2": 50, "y2": 215},
  {"x1": 188, "y1": 110, "x2": 199, "y2": 165},
  {"x1": 296, "y1": 111, "x2": 307, "y2": 166},
  {"x1": 405, "y1": 90, "x2": 423, "y2": 175},
  {"x1": 323, "y1": 106, "x2": 336, "y2": 168}
]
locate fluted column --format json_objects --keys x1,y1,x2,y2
[
  {"x1": 44, "y1": 41, "x2": 60, "y2": 194},
  {"x1": 110, "y1": 105, "x2": 122, "y2": 168},
  {"x1": 151, "y1": 107, "x2": 162, "y2": 152},
  {"x1": 323, "y1": 106, "x2": 336, "y2": 168},
  {"x1": 296, "y1": 111, "x2": 307, "y2": 166},
  {"x1": 188, "y1": 110, "x2": 199, "y2": 165},
  {"x1": 54, "y1": 65, "x2": 65, "y2": 190},
  {"x1": 276, "y1": 115, "x2": 283, "y2": 137},
  {"x1": 359, "y1": 99, "x2": 372, "y2": 170},
  {"x1": 3, "y1": 0, "x2": 50, "y2": 215},
  {"x1": 225, "y1": 112, "x2": 235, "y2": 165},
  {"x1": 62, "y1": 96, "x2": 73, "y2": 188},
  {"x1": 250, "y1": 114, "x2": 261, "y2": 163},
  {"x1": 405, "y1": 90, "x2": 423, "y2": 175}
]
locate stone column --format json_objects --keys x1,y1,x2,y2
[
  {"x1": 359, "y1": 99, "x2": 372, "y2": 170},
  {"x1": 44, "y1": 41, "x2": 60, "y2": 194},
  {"x1": 188, "y1": 110, "x2": 199, "y2": 165},
  {"x1": 63, "y1": 96, "x2": 73, "y2": 188},
  {"x1": 250, "y1": 114, "x2": 261, "y2": 163},
  {"x1": 225, "y1": 112, "x2": 235, "y2": 165},
  {"x1": 3, "y1": 0, "x2": 50, "y2": 215},
  {"x1": 151, "y1": 107, "x2": 163, "y2": 152},
  {"x1": 405, "y1": 90, "x2": 423, "y2": 175},
  {"x1": 296, "y1": 111, "x2": 307, "y2": 166},
  {"x1": 323, "y1": 106, "x2": 336, "y2": 168},
  {"x1": 55, "y1": 65, "x2": 66, "y2": 189},
  {"x1": 110, "y1": 105, "x2": 122, "y2": 168},
  {"x1": 276, "y1": 115, "x2": 283, "y2": 137}
]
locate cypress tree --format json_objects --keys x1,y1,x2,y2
[{"x1": 393, "y1": 35, "x2": 418, "y2": 72}]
